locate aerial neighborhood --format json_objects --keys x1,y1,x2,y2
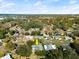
[{"x1": 0, "y1": 15, "x2": 79, "y2": 59}]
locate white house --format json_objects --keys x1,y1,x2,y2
[
  {"x1": 25, "y1": 36, "x2": 34, "y2": 40},
  {"x1": 32, "y1": 44, "x2": 43, "y2": 51},
  {"x1": 65, "y1": 36, "x2": 73, "y2": 40},
  {"x1": 44, "y1": 44, "x2": 56, "y2": 50},
  {"x1": 0, "y1": 40, "x2": 2, "y2": 43},
  {"x1": 34, "y1": 36, "x2": 43, "y2": 39},
  {"x1": 0, "y1": 17, "x2": 4, "y2": 20},
  {"x1": 0, "y1": 54, "x2": 12, "y2": 59}
]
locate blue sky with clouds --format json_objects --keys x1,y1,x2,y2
[{"x1": 0, "y1": 0, "x2": 79, "y2": 14}]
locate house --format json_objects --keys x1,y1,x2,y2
[
  {"x1": 0, "y1": 53, "x2": 12, "y2": 59},
  {"x1": 24, "y1": 36, "x2": 43, "y2": 40},
  {"x1": 34, "y1": 36, "x2": 43, "y2": 39},
  {"x1": 32, "y1": 44, "x2": 43, "y2": 51},
  {"x1": 66, "y1": 28, "x2": 73, "y2": 35},
  {"x1": 52, "y1": 36, "x2": 63, "y2": 40},
  {"x1": 75, "y1": 37, "x2": 79, "y2": 40},
  {"x1": 43, "y1": 35, "x2": 50, "y2": 40},
  {"x1": 0, "y1": 17, "x2": 4, "y2": 20},
  {"x1": 0, "y1": 40, "x2": 2, "y2": 43},
  {"x1": 65, "y1": 36, "x2": 73, "y2": 40},
  {"x1": 10, "y1": 25, "x2": 26, "y2": 34},
  {"x1": 13, "y1": 33, "x2": 19, "y2": 38},
  {"x1": 0, "y1": 40, "x2": 2, "y2": 46},
  {"x1": 25, "y1": 36, "x2": 34, "y2": 40},
  {"x1": 54, "y1": 29, "x2": 65, "y2": 36},
  {"x1": 66, "y1": 31, "x2": 72, "y2": 36},
  {"x1": 3, "y1": 23, "x2": 11, "y2": 29},
  {"x1": 44, "y1": 44, "x2": 56, "y2": 51},
  {"x1": 42, "y1": 25, "x2": 53, "y2": 34},
  {"x1": 28, "y1": 28, "x2": 40, "y2": 35}
]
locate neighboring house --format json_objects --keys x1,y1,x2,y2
[
  {"x1": 34, "y1": 36, "x2": 43, "y2": 39},
  {"x1": 66, "y1": 28, "x2": 73, "y2": 35},
  {"x1": 43, "y1": 34, "x2": 50, "y2": 40},
  {"x1": 0, "y1": 40, "x2": 2, "y2": 46},
  {"x1": 75, "y1": 37, "x2": 79, "y2": 40},
  {"x1": 53, "y1": 29, "x2": 65, "y2": 36},
  {"x1": 10, "y1": 25, "x2": 25, "y2": 34},
  {"x1": 68, "y1": 18, "x2": 74, "y2": 20},
  {"x1": 0, "y1": 54, "x2": 12, "y2": 59},
  {"x1": 28, "y1": 28, "x2": 40, "y2": 35},
  {"x1": 67, "y1": 28, "x2": 74, "y2": 32},
  {"x1": 52, "y1": 36, "x2": 64, "y2": 40},
  {"x1": 66, "y1": 31, "x2": 72, "y2": 35},
  {"x1": 42, "y1": 25, "x2": 53, "y2": 34},
  {"x1": 9, "y1": 26, "x2": 17, "y2": 30},
  {"x1": 44, "y1": 44, "x2": 56, "y2": 51},
  {"x1": 25, "y1": 36, "x2": 34, "y2": 40},
  {"x1": 32, "y1": 44, "x2": 43, "y2": 51},
  {"x1": 24, "y1": 36, "x2": 43, "y2": 40},
  {"x1": 54, "y1": 32, "x2": 61, "y2": 36},
  {"x1": 0, "y1": 40, "x2": 2, "y2": 43},
  {"x1": 0, "y1": 17, "x2": 4, "y2": 20},
  {"x1": 13, "y1": 33, "x2": 19, "y2": 38},
  {"x1": 65, "y1": 36, "x2": 73, "y2": 40},
  {"x1": 3, "y1": 23, "x2": 11, "y2": 29}
]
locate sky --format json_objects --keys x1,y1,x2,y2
[{"x1": 0, "y1": 0, "x2": 79, "y2": 14}]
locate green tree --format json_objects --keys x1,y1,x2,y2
[
  {"x1": 4, "y1": 41, "x2": 17, "y2": 52},
  {"x1": 35, "y1": 50, "x2": 46, "y2": 56},
  {"x1": 1, "y1": 18, "x2": 15, "y2": 23},
  {"x1": 0, "y1": 29, "x2": 8, "y2": 39},
  {"x1": 9, "y1": 30, "x2": 16, "y2": 35},
  {"x1": 27, "y1": 40, "x2": 34, "y2": 46},
  {"x1": 0, "y1": 50, "x2": 5, "y2": 57},
  {"x1": 20, "y1": 21, "x2": 43, "y2": 30},
  {"x1": 16, "y1": 45, "x2": 32, "y2": 57}
]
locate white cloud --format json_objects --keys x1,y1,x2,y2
[
  {"x1": 53, "y1": 4, "x2": 79, "y2": 14},
  {"x1": 0, "y1": 0, "x2": 79, "y2": 14},
  {"x1": 69, "y1": 0, "x2": 77, "y2": 4},
  {"x1": 60, "y1": 0, "x2": 79, "y2": 14},
  {"x1": 0, "y1": 0, "x2": 16, "y2": 13},
  {"x1": 0, "y1": 3, "x2": 15, "y2": 9},
  {"x1": 10, "y1": 2, "x2": 79, "y2": 14},
  {"x1": 34, "y1": 1, "x2": 42, "y2": 6}
]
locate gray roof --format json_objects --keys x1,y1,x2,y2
[
  {"x1": 1, "y1": 53, "x2": 12, "y2": 59},
  {"x1": 32, "y1": 45, "x2": 43, "y2": 50},
  {"x1": 44, "y1": 44, "x2": 56, "y2": 50}
]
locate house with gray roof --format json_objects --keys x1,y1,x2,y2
[
  {"x1": 0, "y1": 53, "x2": 12, "y2": 59},
  {"x1": 32, "y1": 44, "x2": 43, "y2": 51},
  {"x1": 44, "y1": 44, "x2": 56, "y2": 51}
]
